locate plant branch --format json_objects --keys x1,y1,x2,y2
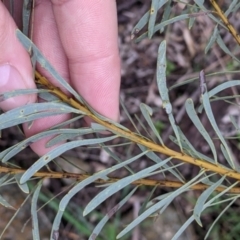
[
  {"x1": 209, "y1": 0, "x2": 240, "y2": 45},
  {"x1": 1, "y1": 165, "x2": 240, "y2": 194},
  {"x1": 35, "y1": 71, "x2": 240, "y2": 181}
]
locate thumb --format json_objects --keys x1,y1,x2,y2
[{"x1": 0, "y1": 3, "x2": 36, "y2": 112}]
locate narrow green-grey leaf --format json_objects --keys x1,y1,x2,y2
[
  {"x1": 232, "y1": 2, "x2": 240, "y2": 12},
  {"x1": 202, "y1": 91, "x2": 235, "y2": 169},
  {"x1": 185, "y1": 98, "x2": 217, "y2": 163},
  {"x1": 65, "y1": 150, "x2": 146, "y2": 200},
  {"x1": 131, "y1": 0, "x2": 168, "y2": 39},
  {"x1": 22, "y1": 0, "x2": 31, "y2": 35},
  {"x1": 0, "y1": 195, "x2": 15, "y2": 209},
  {"x1": 149, "y1": 162, "x2": 184, "y2": 177},
  {"x1": 229, "y1": 115, "x2": 240, "y2": 131},
  {"x1": 23, "y1": 136, "x2": 146, "y2": 187},
  {"x1": 172, "y1": 215, "x2": 195, "y2": 240},
  {"x1": 169, "y1": 135, "x2": 215, "y2": 163},
  {"x1": 51, "y1": 151, "x2": 147, "y2": 239},
  {"x1": 0, "y1": 174, "x2": 10, "y2": 185},
  {"x1": 30, "y1": 48, "x2": 37, "y2": 72},
  {"x1": 157, "y1": 40, "x2": 170, "y2": 104},
  {"x1": 209, "y1": 195, "x2": 240, "y2": 208},
  {"x1": 176, "y1": 127, "x2": 204, "y2": 160},
  {"x1": 102, "y1": 146, "x2": 134, "y2": 174},
  {"x1": 120, "y1": 98, "x2": 140, "y2": 134},
  {"x1": 89, "y1": 187, "x2": 138, "y2": 240},
  {"x1": 0, "y1": 102, "x2": 82, "y2": 126},
  {"x1": 134, "y1": 114, "x2": 153, "y2": 140},
  {"x1": 15, "y1": 173, "x2": 29, "y2": 193},
  {"x1": 105, "y1": 119, "x2": 130, "y2": 132},
  {"x1": 196, "y1": 0, "x2": 204, "y2": 3},
  {"x1": 46, "y1": 133, "x2": 79, "y2": 148},
  {"x1": 91, "y1": 123, "x2": 107, "y2": 131},
  {"x1": 193, "y1": 0, "x2": 226, "y2": 29},
  {"x1": 205, "y1": 197, "x2": 237, "y2": 240},
  {"x1": 2, "y1": 129, "x2": 90, "y2": 162},
  {"x1": 170, "y1": 70, "x2": 240, "y2": 90},
  {"x1": 194, "y1": 175, "x2": 225, "y2": 226},
  {"x1": 160, "y1": 0, "x2": 172, "y2": 33},
  {"x1": 0, "y1": 191, "x2": 32, "y2": 238},
  {"x1": 138, "y1": 144, "x2": 185, "y2": 182},
  {"x1": 206, "y1": 181, "x2": 239, "y2": 206},
  {"x1": 220, "y1": 144, "x2": 234, "y2": 169},
  {"x1": 31, "y1": 180, "x2": 43, "y2": 240},
  {"x1": 208, "y1": 80, "x2": 240, "y2": 98},
  {"x1": 16, "y1": 30, "x2": 84, "y2": 103},
  {"x1": 217, "y1": 36, "x2": 240, "y2": 64},
  {"x1": 0, "y1": 102, "x2": 67, "y2": 123},
  {"x1": 50, "y1": 115, "x2": 84, "y2": 129},
  {"x1": 0, "y1": 111, "x2": 73, "y2": 130},
  {"x1": 188, "y1": 4, "x2": 198, "y2": 29},
  {"x1": 84, "y1": 158, "x2": 172, "y2": 216},
  {"x1": 138, "y1": 185, "x2": 157, "y2": 215},
  {"x1": 136, "y1": 10, "x2": 226, "y2": 43},
  {"x1": 38, "y1": 91, "x2": 59, "y2": 102},
  {"x1": 168, "y1": 114, "x2": 183, "y2": 151},
  {"x1": 0, "y1": 145, "x2": 17, "y2": 161},
  {"x1": 46, "y1": 128, "x2": 94, "y2": 148},
  {"x1": 223, "y1": 136, "x2": 240, "y2": 140},
  {"x1": 205, "y1": 83, "x2": 234, "y2": 112},
  {"x1": 160, "y1": 172, "x2": 216, "y2": 214},
  {"x1": 156, "y1": 41, "x2": 182, "y2": 150},
  {"x1": 131, "y1": 11, "x2": 149, "y2": 39},
  {"x1": 140, "y1": 103, "x2": 164, "y2": 145},
  {"x1": 208, "y1": 94, "x2": 240, "y2": 103},
  {"x1": 52, "y1": 174, "x2": 105, "y2": 239},
  {"x1": 0, "y1": 89, "x2": 48, "y2": 102},
  {"x1": 117, "y1": 171, "x2": 205, "y2": 239},
  {"x1": 20, "y1": 135, "x2": 118, "y2": 184},
  {"x1": 198, "y1": 97, "x2": 237, "y2": 112},
  {"x1": 205, "y1": 25, "x2": 219, "y2": 54},
  {"x1": 170, "y1": 136, "x2": 194, "y2": 157},
  {"x1": 200, "y1": 173, "x2": 215, "y2": 186},
  {"x1": 83, "y1": 100, "x2": 130, "y2": 133},
  {"x1": 146, "y1": 192, "x2": 172, "y2": 209},
  {"x1": 225, "y1": 0, "x2": 238, "y2": 16},
  {"x1": 148, "y1": 0, "x2": 160, "y2": 39},
  {"x1": 136, "y1": 14, "x2": 190, "y2": 42},
  {"x1": 173, "y1": 181, "x2": 239, "y2": 240}
]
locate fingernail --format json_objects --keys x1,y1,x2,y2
[{"x1": 0, "y1": 64, "x2": 33, "y2": 111}]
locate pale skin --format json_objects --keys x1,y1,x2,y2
[{"x1": 0, "y1": 0, "x2": 121, "y2": 155}]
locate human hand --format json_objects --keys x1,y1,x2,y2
[{"x1": 0, "y1": 0, "x2": 121, "y2": 156}]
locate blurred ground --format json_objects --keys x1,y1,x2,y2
[{"x1": 1, "y1": 1, "x2": 240, "y2": 240}]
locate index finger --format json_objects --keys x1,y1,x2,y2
[{"x1": 51, "y1": 0, "x2": 121, "y2": 121}]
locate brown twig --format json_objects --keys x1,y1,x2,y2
[
  {"x1": 1, "y1": 165, "x2": 240, "y2": 193},
  {"x1": 34, "y1": 71, "x2": 240, "y2": 182},
  {"x1": 4, "y1": 1, "x2": 240, "y2": 194},
  {"x1": 209, "y1": 0, "x2": 240, "y2": 46}
]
